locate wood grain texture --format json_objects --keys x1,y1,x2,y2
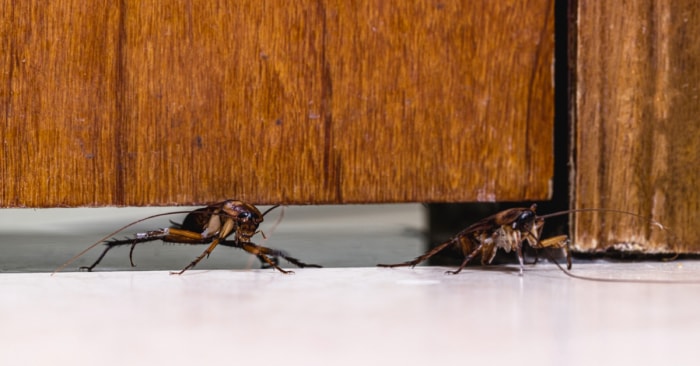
[
  {"x1": 2, "y1": 1, "x2": 121, "y2": 206},
  {"x1": 573, "y1": 1, "x2": 700, "y2": 252},
  {"x1": 1, "y1": 0, "x2": 554, "y2": 207}
]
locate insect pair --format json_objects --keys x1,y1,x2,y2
[{"x1": 54, "y1": 200, "x2": 670, "y2": 279}]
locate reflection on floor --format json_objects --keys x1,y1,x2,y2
[{"x1": 1, "y1": 263, "x2": 699, "y2": 365}]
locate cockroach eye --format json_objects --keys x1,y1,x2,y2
[{"x1": 513, "y1": 210, "x2": 535, "y2": 231}]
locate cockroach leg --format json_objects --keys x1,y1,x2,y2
[
  {"x1": 80, "y1": 236, "x2": 163, "y2": 271},
  {"x1": 239, "y1": 242, "x2": 323, "y2": 273},
  {"x1": 445, "y1": 243, "x2": 484, "y2": 275},
  {"x1": 171, "y1": 238, "x2": 223, "y2": 275},
  {"x1": 537, "y1": 235, "x2": 571, "y2": 270},
  {"x1": 78, "y1": 245, "x2": 113, "y2": 272},
  {"x1": 377, "y1": 238, "x2": 460, "y2": 269}
]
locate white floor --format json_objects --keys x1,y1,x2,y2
[
  {"x1": 2, "y1": 263, "x2": 700, "y2": 365},
  {"x1": 2, "y1": 205, "x2": 700, "y2": 365}
]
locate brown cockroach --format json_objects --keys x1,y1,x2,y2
[
  {"x1": 53, "y1": 200, "x2": 321, "y2": 275},
  {"x1": 378, "y1": 204, "x2": 682, "y2": 280},
  {"x1": 379, "y1": 204, "x2": 567, "y2": 276}
]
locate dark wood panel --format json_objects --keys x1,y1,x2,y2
[
  {"x1": 573, "y1": 1, "x2": 700, "y2": 252},
  {"x1": 1, "y1": 0, "x2": 554, "y2": 207}
]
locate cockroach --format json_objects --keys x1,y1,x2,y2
[
  {"x1": 53, "y1": 200, "x2": 321, "y2": 275},
  {"x1": 379, "y1": 204, "x2": 567, "y2": 276},
  {"x1": 378, "y1": 204, "x2": 683, "y2": 280}
]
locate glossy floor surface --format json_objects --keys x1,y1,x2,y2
[{"x1": 2, "y1": 263, "x2": 700, "y2": 365}]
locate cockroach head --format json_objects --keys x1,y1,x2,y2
[
  {"x1": 512, "y1": 204, "x2": 537, "y2": 232},
  {"x1": 223, "y1": 200, "x2": 264, "y2": 224}
]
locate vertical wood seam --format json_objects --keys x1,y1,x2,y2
[
  {"x1": 114, "y1": 0, "x2": 127, "y2": 205},
  {"x1": 568, "y1": 0, "x2": 579, "y2": 239}
]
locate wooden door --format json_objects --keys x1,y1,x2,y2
[{"x1": 1, "y1": 1, "x2": 555, "y2": 207}]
